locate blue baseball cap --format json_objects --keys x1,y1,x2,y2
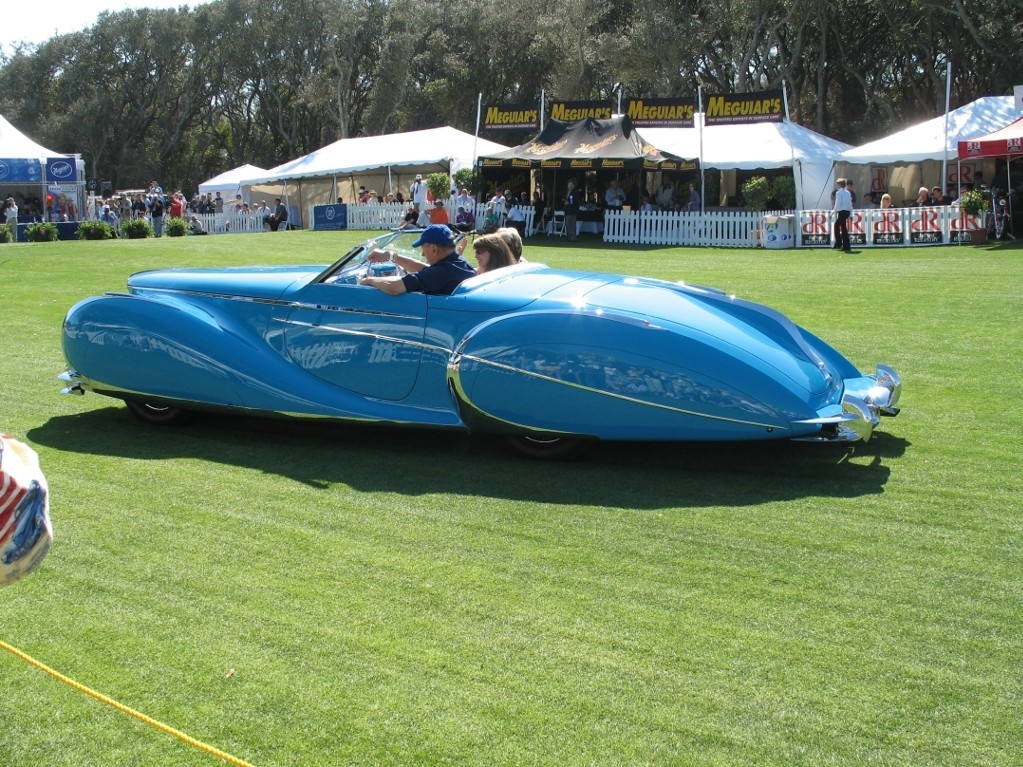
[{"x1": 411, "y1": 224, "x2": 456, "y2": 248}]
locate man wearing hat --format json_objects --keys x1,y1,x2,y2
[
  {"x1": 360, "y1": 224, "x2": 474, "y2": 295},
  {"x1": 409, "y1": 174, "x2": 428, "y2": 207}
]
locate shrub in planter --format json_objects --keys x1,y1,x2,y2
[
  {"x1": 25, "y1": 222, "x2": 59, "y2": 242},
  {"x1": 121, "y1": 218, "x2": 154, "y2": 239},
  {"x1": 771, "y1": 176, "x2": 797, "y2": 209},
  {"x1": 164, "y1": 217, "x2": 189, "y2": 237},
  {"x1": 741, "y1": 176, "x2": 770, "y2": 211},
  {"x1": 427, "y1": 172, "x2": 452, "y2": 202},
  {"x1": 77, "y1": 221, "x2": 114, "y2": 240},
  {"x1": 0, "y1": 223, "x2": 13, "y2": 243},
  {"x1": 957, "y1": 188, "x2": 990, "y2": 217}
]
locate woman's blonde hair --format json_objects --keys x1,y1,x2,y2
[
  {"x1": 472, "y1": 233, "x2": 515, "y2": 272},
  {"x1": 496, "y1": 227, "x2": 523, "y2": 261}
]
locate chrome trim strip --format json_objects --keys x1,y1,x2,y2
[
  {"x1": 276, "y1": 318, "x2": 453, "y2": 356},
  {"x1": 451, "y1": 352, "x2": 783, "y2": 430},
  {"x1": 129, "y1": 286, "x2": 423, "y2": 321}
]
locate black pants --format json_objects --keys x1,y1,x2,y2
[{"x1": 834, "y1": 210, "x2": 851, "y2": 250}]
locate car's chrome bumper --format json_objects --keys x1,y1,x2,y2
[{"x1": 794, "y1": 364, "x2": 902, "y2": 443}]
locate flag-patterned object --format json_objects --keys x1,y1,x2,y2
[{"x1": 0, "y1": 434, "x2": 52, "y2": 587}]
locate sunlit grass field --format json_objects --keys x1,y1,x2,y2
[{"x1": 1, "y1": 231, "x2": 1021, "y2": 766}]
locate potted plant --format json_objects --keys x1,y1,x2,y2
[{"x1": 958, "y1": 189, "x2": 990, "y2": 243}]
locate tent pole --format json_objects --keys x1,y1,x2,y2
[
  {"x1": 941, "y1": 61, "x2": 952, "y2": 193},
  {"x1": 698, "y1": 88, "x2": 705, "y2": 212}
]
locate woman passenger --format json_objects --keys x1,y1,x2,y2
[{"x1": 472, "y1": 233, "x2": 515, "y2": 275}]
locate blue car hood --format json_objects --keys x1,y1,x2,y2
[{"x1": 127, "y1": 265, "x2": 324, "y2": 300}]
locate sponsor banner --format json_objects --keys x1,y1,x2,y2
[
  {"x1": 704, "y1": 90, "x2": 784, "y2": 125},
  {"x1": 46, "y1": 157, "x2": 76, "y2": 183},
  {"x1": 549, "y1": 100, "x2": 613, "y2": 122},
  {"x1": 312, "y1": 204, "x2": 347, "y2": 231},
  {"x1": 798, "y1": 210, "x2": 832, "y2": 247},
  {"x1": 800, "y1": 207, "x2": 980, "y2": 248},
  {"x1": 907, "y1": 207, "x2": 944, "y2": 245},
  {"x1": 48, "y1": 184, "x2": 80, "y2": 193},
  {"x1": 0, "y1": 158, "x2": 42, "y2": 183},
  {"x1": 626, "y1": 97, "x2": 696, "y2": 128},
  {"x1": 870, "y1": 209, "x2": 905, "y2": 246},
  {"x1": 483, "y1": 103, "x2": 540, "y2": 131}
]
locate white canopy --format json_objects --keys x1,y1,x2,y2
[
  {"x1": 0, "y1": 112, "x2": 65, "y2": 159},
  {"x1": 839, "y1": 96, "x2": 1021, "y2": 165},
  {"x1": 642, "y1": 115, "x2": 851, "y2": 209},
  {"x1": 240, "y1": 127, "x2": 508, "y2": 225},
  {"x1": 198, "y1": 163, "x2": 268, "y2": 195},
  {"x1": 836, "y1": 96, "x2": 1022, "y2": 205}
]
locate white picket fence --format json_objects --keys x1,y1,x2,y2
[
  {"x1": 180, "y1": 203, "x2": 774, "y2": 247},
  {"x1": 602, "y1": 209, "x2": 783, "y2": 246}
]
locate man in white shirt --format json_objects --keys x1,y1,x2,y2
[
  {"x1": 409, "y1": 175, "x2": 428, "y2": 207},
  {"x1": 454, "y1": 188, "x2": 474, "y2": 209},
  {"x1": 832, "y1": 178, "x2": 853, "y2": 252},
  {"x1": 605, "y1": 180, "x2": 626, "y2": 211}
]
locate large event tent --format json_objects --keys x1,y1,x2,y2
[
  {"x1": 198, "y1": 163, "x2": 268, "y2": 197},
  {"x1": 641, "y1": 115, "x2": 851, "y2": 210},
  {"x1": 837, "y1": 96, "x2": 1021, "y2": 203},
  {"x1": 241, "y1": 127, "x2": 508, "y2": 225}
]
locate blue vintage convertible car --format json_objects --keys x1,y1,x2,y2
[{"x1": 60, "y1": 229, "x2": 901, "y2": 457}]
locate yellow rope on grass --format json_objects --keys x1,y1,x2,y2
[{"x1": 0, "y1": 639, "x2": 257, "y2": 767}]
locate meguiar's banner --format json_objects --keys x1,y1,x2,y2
[
  {"x1": 483, "y1": 104, "x2": 540, "y2": 131},
  {"x1": 548, "y1": 100, "x2": 613, "y2": 121},
  {"x1": 625, "y1": 97, "x2": 697, "y2": 128},
  {"x1": 704, "y1": 90, "x2": 784, "y2": 125}
]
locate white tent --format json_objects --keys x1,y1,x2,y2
[
  {"x1": 1, "y1": 112, "x2": 66, "y2": 159},
  {"x1": 1, "y1": 112, "x2": 83, "y2": 220},
  {"x1": 241, "y1": 127, "x2": 509, "y2": 225},
  {"x1": 642, "y1": 115, "x2": 851, "y2": 210},
  {"x1": 198, "y1": 163, "x2": 268, "y2": 197},
  {"x1": 837, "y1": 95, "x2": 1022, "y2": 204}
]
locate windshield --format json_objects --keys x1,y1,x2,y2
[{"x1": 316, "y1": 228, "x2": 465, "y2": 285}]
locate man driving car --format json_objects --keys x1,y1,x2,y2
[{"x1": 359, "y1": 225, "x2": 475, "y2": 296}]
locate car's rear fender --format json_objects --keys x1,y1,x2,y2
[{"x1": 448, "y1": 309, "x2": 831, "y2": 441}]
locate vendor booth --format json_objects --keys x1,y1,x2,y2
[
  {"x1": 837, "y1": 95, "x2": 1021, "y2": 205},
  {"x1": 240, "y1": 127, "x2": 508, "y2": 227},
  {"x1": 1, "y1": 112, "x2": 85, "y2": 236},
  {"x1": 478, "y1": 115, "x2": 695, "y2": 234},
  {"x1": 958, "y1": 114, "x2": 1023, "y2": 238}
]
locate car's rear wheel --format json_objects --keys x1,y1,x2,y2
[
  {"x1": 505, "y1": 434, "x2": 589, "y2": 460},
  {"x1": 125, "y1": 399, "x2": 195, "y2": 426}
]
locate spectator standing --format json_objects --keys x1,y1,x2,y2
[
  {"x1": 655, "y1": 181, "x2": 674, "y2": 209},
  {"x1": 409, "y1": 175, "x2": 428, "y2": 207},
  {"x1": 846, "y1": 179, "x2": 857, "y2": 208},
  {"x1": 168, "y1": 192, "x2": 184, "y2": 219},
  {"x1": 4, "y1": 196, "x2": 18, "y2": 227},
  {"x1": 605, "y1": 180, "x2": 626, "y2": 211},
  {"x1": 455, "y1": 188, "x2": 474, "y2": 209},
  {"x1": 150, "y1": 194, "x2": 165, "y2": 236},
  {"x1": 832, "y1": 178, "x2": 853, "y2": 252},
  {"x1": 214, "y1": 192, "x2": 224, "y2": 214},
  {"x1": 564, "y1": 181, "x2": 580, "y2": 241},
  {"x1": 687, "y1": 183, "x2": 701, "y2": 212}
]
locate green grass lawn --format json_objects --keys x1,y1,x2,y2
[{"x1": 1, "y1": 232, "x2": 1021, "y2": 766}]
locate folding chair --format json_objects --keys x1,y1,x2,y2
[{"x1": 549, "y1": 210, "x2": 567, "y2": 237}]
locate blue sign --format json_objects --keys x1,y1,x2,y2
[
  {"x1": 46, "y1": 157, "x2": 77, "y2": 183},
  {"x1": 0, "y1": 158, "x2": 42, "y2": 183},
  {"x1": 313, "y1": 204, "x2": 347, "y2": 231}
]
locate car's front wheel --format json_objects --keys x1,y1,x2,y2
[
  {"x1": 505, "y1": 434, "x2": 589, "y2": 460},
  {"x1": 125, "y1": 399, "x2": 195, "y2": 426}
]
